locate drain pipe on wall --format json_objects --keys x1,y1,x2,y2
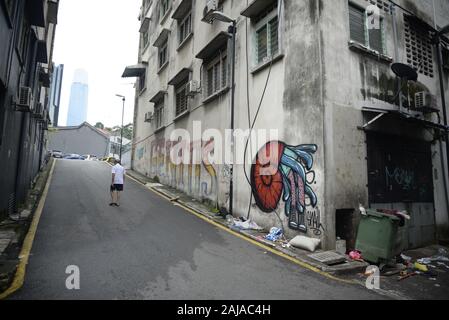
[
  {"x1": 432, "y1": 0, "x2": 449, "y2": 223},
  {"x1": 390, "y1": 3, "x2": 403, "y2": 112}
]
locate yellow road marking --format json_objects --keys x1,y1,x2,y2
[
  {"x1": 125, "y1": 168, "x2": 356, "y2": 285},
  {"x1": 0, "y1": 159, "x2": 56, "y2": 300}
]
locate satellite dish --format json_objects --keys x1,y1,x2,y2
[{"x1": 391, "y1": 63, "x2": 418, "y2": 82}]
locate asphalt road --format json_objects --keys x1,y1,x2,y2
[{"x1": 12, "y1": 160, "x2": 384, "y2": 300}]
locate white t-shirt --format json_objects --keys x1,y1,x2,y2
[{"x1": 112, "y1": 164, "x2": 126, "y2": 185}]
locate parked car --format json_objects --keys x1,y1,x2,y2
[
  {"x1": 82, "y1": 155, "x2": 98, "y2": 161},
  {"x1": 52, "y1": 150, "x2": 63, "y2": 158},
  {"x1": 63, "y1": 154, "x2": 85, "y2": 160}
]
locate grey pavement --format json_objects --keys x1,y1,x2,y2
[{"x1": 11, "y1": 160, "x2": 386, "y2": 300}]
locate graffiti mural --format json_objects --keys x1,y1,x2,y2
[
  {"x1": 145, "y1": 138, "x2": 219, "y2": 204},
  {"x1": 251, "y1": 141, "x2": 318, "y2": 233}
]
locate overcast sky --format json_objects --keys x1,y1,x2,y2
[{"x1": 53, "y1": 0, "x2": 141, "y2": 128}]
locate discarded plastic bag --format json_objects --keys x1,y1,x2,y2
[
  {"x1": 349, "y1": 250, "x2": 362, "y2": 261},
  {"x1": 265, "y1": 227, "x2": 283, "y2": 242},
  {"x1": 233, "y1": 220, "x2": 263, "y2": 231}
]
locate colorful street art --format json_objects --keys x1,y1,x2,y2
[
  {"x1": 251, "y1": 141, "x2": 318, "y2": 233},
  {"x1": 147, "y1": 138, "x2": 218, "y2": 204}
]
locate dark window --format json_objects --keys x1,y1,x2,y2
[
  {"x1": 178, "y1": 12, "x2": 192, "y2": 45},
  {"x1": 205, "y1": 52, "x2": 228, "y2": 98},
  {"x1": 142, "y1": 30, "x2": 149, "y2": 50},
  {"x1": 160, "y1": 0, "x2": 171, "y2": 19},
  {"x1": 255, "y1": 7, "x2": 279, "y2": 66},
  {"x1": 175, "y1": 78, "x2": 188, "y2": 116},
  {"x1": 349, "y1": 3, "x2": 384, "y2": 53},
  {"x1": 349, "y1": 4, "x2": 366, "y2": 45},
  {"x1": 139, "y1": 73, "x2": 146, "y2": 92},
  {"x1": 158, "y1": 40, "x2": 168, "y2": 69},
  {"x1": 154, "y1": 99, "x2": 164, "y2": 129}
]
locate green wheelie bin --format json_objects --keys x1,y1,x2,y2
[{"x1": 355, "y1": 210, "x2": 401, "y2": 264}]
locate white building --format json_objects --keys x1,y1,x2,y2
[{"x1": 124, "y1": 0, "x2": 449, "y2": 250}]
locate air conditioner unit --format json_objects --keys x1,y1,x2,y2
[
  {"x1": 16, "y1": 86, "x2": 32, "y2": 112},
  {"x1": 144, "y1": 112, "x2": 153, "y2": 123},
  {"x1": 202, "y1": 0, "x2": 218, "y2": 24},
  {"x1": 415, "y1": 92, "x2": 438, "y2": 113},
  {"x1": 186, "y1": 80, "x2": 199, "y2": 96}
]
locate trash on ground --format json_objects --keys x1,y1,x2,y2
[
  {"x1": 232, "y1": 219, "x2": 263, "y2": 231},
  {"x1": 400, "y1": 254, "x2": 412, "y2": 263},
  {"x1": 414, "y1": 262, "x2": 429, "y2": 272},
  {"x1": 265, "y1": 227, "x2": 283, "y2": 242},
  {"x1": 437, "y1": 262, "x2": 449, "y2": 269},
  {"x1": 382, "y1": 264, "x2": 407, "y2": 277},
  {"x1": 289, "y1": 235, "x2": 321, "y2": 252},
  {"x1": 418, "y1": 255, "x2": 449, "y2": 265},
  {"x1": 349, "y1": 250, "x2": 363, "y2": 261},
  {"x1": 398, "y1": 271, "x2": 417, "y2": 281}
]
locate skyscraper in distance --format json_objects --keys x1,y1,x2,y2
[{"x1": 67, "y1": 69, "x2": 89, "y2": 126}]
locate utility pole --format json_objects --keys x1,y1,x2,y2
[{"x1": 115, "y1": 94, "x2": 126, "y2": 160}]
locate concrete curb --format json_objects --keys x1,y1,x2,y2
[{"x1": 126, "y1": 169, "x2": 369, "y2": 276}]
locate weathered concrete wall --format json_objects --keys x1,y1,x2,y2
[
  {"x1": 132, "y1": 0, "x2": 449, "y2": 249},
  {"x1": 320, "y1": 0, "x2": 449, "y2": 245}
]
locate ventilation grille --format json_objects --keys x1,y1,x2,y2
[
  {"x1": 404, "y1": 15, "x2": 434, "y2": 78},
  {"x1": 7, "y1": 192, "x2": 15, "y2": 215}
]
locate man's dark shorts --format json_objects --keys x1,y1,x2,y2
[{"x1": 110, "y1": 184, "x2": 124, "y2": 192}]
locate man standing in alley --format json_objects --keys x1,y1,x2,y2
[{"x1": 110, "y1": 159, "x2": 125, "y2": 207}]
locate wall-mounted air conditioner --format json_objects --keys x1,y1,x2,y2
[
  {"x1": 16, "y1": 86, "x2": 33, "y2": 112},
  {"x1": 415, "y1": 91, "x2": 438, "y2": 113},
  {"x1": 186, "y1": 80, "x2": 199, "y2": 96},
  {"x1": 202, "y1": 0, "x2": 218, "y2": 24}
]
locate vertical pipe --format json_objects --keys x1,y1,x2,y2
[
  {"x1": 120, "y1": 97, "x2": 125, "y2": 160},
  {"x1": 229, "y1": 20, "x2": 236, "y2": 215},
  {"x1": 390, "y1": 3, "x2": 403, "y2": 112}
]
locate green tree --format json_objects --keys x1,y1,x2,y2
[{"x1": 95, "y1": 122, "x2": 105, "y2": 130}]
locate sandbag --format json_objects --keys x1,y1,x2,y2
[{"x1": 289, "y1": 236, "x2": 321, "y2": 252}]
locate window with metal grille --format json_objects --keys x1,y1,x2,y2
[
  {"x1": 175, "y1": 79, "x2": 189, "y2": 116},
  {"x1": 142, "y1": 30, "x2": 149, "y2": 50},
  {"x1": 154, "y1": 99, "x2": 164, "y2": 129},
  {"x1": 349, "y1": 3, "x2": 384, "y2": 54},
  {"x1": 178, "y1": 11, "x2": 192, "y2": 45},
  {"x1": 205, "y1": 52, "x2": 228, "y2": 98},
  {"x1": 404, "y1": 15, "x2": 434, "y2": 78},
  {"x1": 160, "y1": 0, "x2": 171, "y2": 19},
  {"x1": 158, "y1": 40, "x2": 168, "y2": 69},
  {"x1": 255, "y1": 14, "x2": 279, "y2": 65}
]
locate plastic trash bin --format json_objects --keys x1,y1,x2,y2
[{"x1": 355, "y1": 210, "x2": 401, "y2": 264}]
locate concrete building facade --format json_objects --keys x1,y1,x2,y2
[
  {"x1": 0, "y1": 0, "x2": 60, "y2": 218},
  {"x1": 126, "y1": 0, "x2": 449, "y2": 250}
]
